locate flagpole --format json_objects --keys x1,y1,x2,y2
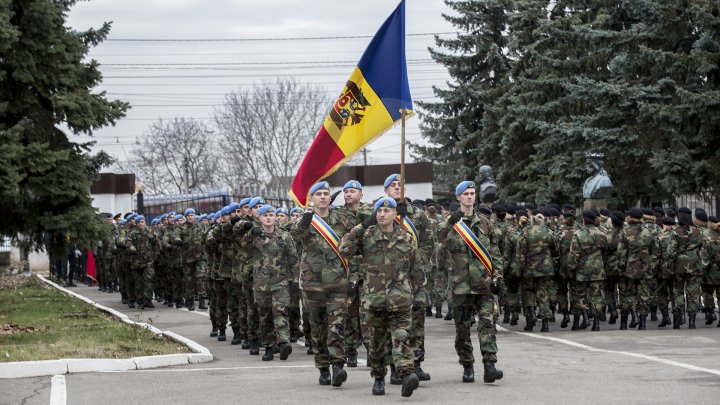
[{"x1": 400, "y1": 109, "x2": 406, "y2": 201}]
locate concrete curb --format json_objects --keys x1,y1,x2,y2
[{"x1": 0, "y1": 275, "x2": 213, "y2": 379}]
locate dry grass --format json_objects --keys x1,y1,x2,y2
[{"x1": 0, "y1": 277, "x2": 190, "y2": 362}]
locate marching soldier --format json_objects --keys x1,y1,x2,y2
[
  {"x1": 656, "y1": 216, "x2": 677, "y2": 327},
  {"x1": 701, "y1": 216, "x2": 720, "y2": 326},
  {"x1": 180, "y1": 208, "x2": 208, "y2": 311},
  {"x1": 668, "y1": 207, "x2": 705, "y2": 329},
  {"x1": 125, "y1": 215, "x2": 159, "y2": 310}
]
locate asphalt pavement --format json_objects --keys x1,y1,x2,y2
[{"x1": 3, "y1": 285, "x2": 720, "y2": 405}]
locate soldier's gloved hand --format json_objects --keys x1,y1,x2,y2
[
  {"x1": 230, "y1": 216, "x2": 242, "y2": 224},
  {"x1": 490, "y1": 277, "x2": 503, "y2": 296},
  {"x1": 242, "y1": 221, "x2": 254, "y2": 230},
  {"x1": 250, "y1": 227, "x2": 263, "y2": 237},
  {"x1": 347, "y1": 281, "x2": 357, "y2": 297},
  {"x1": 361, "y1": 212, "x2": 377, "y2": 229},
  {"x1": 412, "y1": 301, "x2": 422, "y2": 311},
  {"x1": 447, "y1": 210, "x2": 464, "y2": 225},
  {"x1": 299, "y1": 211, "x2": 314, "y2": 229},
  {"x1": 396, "y1": 202, "x2": 408, "y2": 217},
  {"x1": 128, "y1": 245, "x2": 137, "y2": 254},
  {"x1": 174, "y1": 238, "x2": 183, "y2": 246}
]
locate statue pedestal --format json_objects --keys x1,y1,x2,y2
[{"x1": 584, "y1": 199, "x2": 607, "y2": 210}]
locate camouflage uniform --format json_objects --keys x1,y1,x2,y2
[
  {"x1": 211, "y1": 221, "x2": 238, "y2": 336},
  {"x1": 116, "y1": 225, "x2": 130, "y2": 303},
  {"x1": 617, "y1": 219, "x2": 658, "y2": 328},
  {"x1": 241, "y1": 226, "x2": 298, "y2": 349},
  {"x1": 503, "y1": 222, "x2": 526, "y2": 323},
  {"x1": 291, "y1": 210, "x2": 353, "y2": 370},
  {"x1": 554, "y1": 221, "x2": 575, "y2": 323},
  {"x1": 125, "y1": 225, "x2": 159, "y2": 307},
  {"x1": 205, "y1": 222, "x2": 221, "y2": 331},
  {"x1": 643, "y1": 218, "x2": 662, "y2": 318},
  {"x1": 604, "y1": 225, "x2": 624, "y2": 321},
  {"x1": 516, "y1": 221, "x2": 558, "y2": 327},
  {"x1": 668, "y1": 224, "x2": 704, "y2": 327},
  {"x1": 567, "y1": 223, "x2": 608, "y2": 328},
  {"x1": 700, "y1": 225, "x2": 720, "y2": 324},
  {"x1": 438, "y1": 213, "x2": 504, "y2": 366},
  {"x1": 162, "y1": 223, "x2": 184, "y2": 306},
  {"x1": 233, "y1": 216, "x2": 259, "y2": 344},
  {"x1": 340, "y1": 222, "x2": 425, "y2": 379},
  {"x1": 180, "y1": 220, "x2": 208, "y2": 307}
]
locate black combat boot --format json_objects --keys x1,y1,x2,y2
[
  {"x1": 483, "y1": 362, "x2": 504, "y2": 383},
  {"x1": 629, "y1": 309, "x2": 638, "y2": 328},
  {"x1": 175, "y1": 298, "x2": 184, "y2": 309},
  {"x1": 249, "y1": 340, "x2": 260, "y2": 355},
  {"x1": 241, "y1": 335, "x2": 251, "y2": 349},
  {"x1": 401, "y1": 372, "x2": 419, "y2": 397},
  {"x1": 588, "y1": 308, "x2": 595, "y2": 319},
  {"x1": 128, "y1": 301, "x2": 135, "y2": 309},
  {"x1": 609, "y1": 304, "x2": 619, "y2": 324},
  {"x1": 710, "y1": 308, "x2": 718, "y2": 323},
  {"x1": 319, "y1": 368, "x2": 331, "y2": 386},
  {"x1": 571, "y1": 313, "x2": 580, "y2": 331},
  {"x1": 210, "y1": 321, "x2": 218, "y2": 338},
  {"x1": 186, "y1": 298, "x2": 195, "y2": 311},
  {"x1": 218, "y1": 329, "x2": 226, "y2": 342},
  {"x1": 231, "y1": 327, "x2": 242, "y2": 345},
  {"x1": 435, "y1": 305, "x2": 443, "y2": 318},
  {"x1": 638, "y1": 315, "x2": 647, "y2": 330},
  {"x1": 279, "y1": 342, "x2": 292, "y2": 360},
  {"x1": 688, "y1": 312, "x2": 696, "y2": 329},
  {"x1": 599, "y1": 305, "x2": 607, "y2": 322},
  {"x1": 550, "y1": 304, "x2": 557, "y2": 322},
  {"x1": 717, "y1": 316, "x2": 720, "y2": 327},
  {"x1": 121, "y1": 297, "x2": 128, "y2": 305},
  {"x1": 502, "y1": 306, "x2": 511, "y2": 324},
  {"x1": 389, "y1": 364, "x2": 402, "y2": 385},
  {"x1": 462, "y1": 363, "x2": 474, "y2": 382},
  {"x1": 414, "y1": 360, "x2": 431, "y2": 381},
  {"x1": 510, "y1": 310, "x2": 519, "y2": 326},
  {"x1": 650, "y1": 305, "x2": 658, "y2": 321},
  {"x1": 262, "y1": 346, "x2": 274, "y2": 361},
  {"x1": 307, "y1": 341, "x2": 314, "y2": 355},
  {"x1": 444, "y1": 305, "x2": 454, "y2": 320},
  {"x1": 560, "y1": 309, "x2": 570, "y2": 328},
  {"x1": 680, "y1": 304, "x2": 686, "y2": 325},
  {"x1": 347, "y1": 349, "x2": 358, "y2": 368},
  {"x1": 372, "y1": 377, "x2": 385, "y2": 395},
  {"x1": 673, "y1": 309, "x2": 681, "y2": 329},
  {"x1": 620, "y1": 311, "x2": 628, "y2": 330},
  {"x1": 658, "y1": 307, "x2": 671, "y2": 328},
  {"x1": 144, "y1": 299, "x2": 155, "y2": 309},
  {"x1": 541, "y1": 319, "x2": 549, "y2": 332},
  {"x1": 198, "y1": 298, "x2": 207, "y2": 310},
  {"x1": 524, "y1": 307, "x2": 535, "y2": 331},
  {"x1": 579, "y1": 310, "x2": 589, "y2": 330},
  {"x1": 426, "y1": 306, "x2": 433, "y2": 317},
  {"x1": 331, "y1": 364, "x2": 347, "y2": 387},
  {"x1": 592, "y1": 317, "x2": 600, "y2": 331}
]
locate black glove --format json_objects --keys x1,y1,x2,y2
[
  {"x1": 347, "y1": 281, "x2": 357, "y2": 297},
  {"x1": 250, "y1": 227, "x2": 263, "y2": 237},
  {"x1": 396, "y1": 202, "x2": 408, "y2": 217},
  {"x1": 174, "y1": 238, "x2": 183, "y2": 246},
  {"x1": 447, "y1": 210, "x2": 464, "y2": 225},
  {"x1": 330, "y1": 190, "x2": 342, "y2": 202},
  {"x1": 490, "y1": 278, "x2": 503, "y2": 296},
  {"x1": 230, "y1": 216, "x2": 241, "y2": 224},
  {"x1": 412, "y1": 301, "x2": 422, "y2": 311},
  {"x1": 243, "y1": 221, "x2": 254, "y2": 230},
  {"x1": 362, "y1": 212, "x2": 377, "y2": 229},
  {"x1": 299, "y1": 211, "x2": 314, "y2": 229}
]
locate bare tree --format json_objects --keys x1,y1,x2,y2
[
  {"x1": 215, "y1": 78, "x2": 329, "y2": 198},
  {"x1": 123, "y1": 118, "x2": 220, "y2": 194}
]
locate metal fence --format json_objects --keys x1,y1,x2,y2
[
  {"x1": 674, "y1": 194, "x2": 720, "y2": 217},
  {"x1": 0, "y1": 236, "x2": 11, "y2": 253}
]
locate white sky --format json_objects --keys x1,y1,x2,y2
[{"x1": 66, "y1": 0, "x2": 456, "y2": 167}]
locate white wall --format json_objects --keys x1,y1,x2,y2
[
  {"x1": 10, "y1": 247, "x2": 49, "y2": 273},
  {"x1": 92, "y1": 193, "x2": 133, "y2": 215}
]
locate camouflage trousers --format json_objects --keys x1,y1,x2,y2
[
  {"x1": 288, "y1": 282, "x2": 302, "y2": 339},
  {"x1": 503, "y1": 275, "x2": 521, "y2": 312},
  {"x1": 212, "y1": 278, "x2": 238, "y2": 331},
  {"x1": 118, "y1": 259, "x2": 132, "y2": 301},
  {"x1": 183, "y1": 260, "x2": 207, "y2": 301},
  {"x1": 452, "y1": 293, "x2": 498, "y2": 365},
  {"x1": 254, "y1": 288, "x2": 290, "y2": 347},
  {"x1": 570, "y1": 280, "x2": 603, "y2": 316},
  {"x1": 521, "y1": 276, "x2": 555, "y2": 320},
  {"x1": 170, "y1": 264, "x2": 183, "y2": 303},
  {"x1": 366, "y1": 309, "x2": 413, "y2": 378},
  {"x1": 656, "y1": 277, "x2": 675, "y2": 310},
  {"x1": 554, "y1": 276, "x2": 569, "y2": 312},
  {"x1": 132, "y1": 264, "x2": 154, "y2": 303},
  {"x1": 344, "y1": 290, "x2": 362, "y2": 351},
  {"x1": 96, "y1": 257, "x2": 106, "y2": 287},
  {"x1": 409, "y1": 306, "x2": 425, "y2": 361},
  {"x1": 302, "y1": 289, "x2": 347, "y2": 369},
  {"x1": 433, "y1": 266, "x2": 447, "y2": 307},
  {"x1": 425, "y1": 266, "x2": 435, "y2": 307},
  {"x1": 619, "y1": 278, "x2": 650, "y2": 315},
  {"x1": 604, "y1": 276, "x2": 621, "y2": 306},
  {"x1": 645, "y1": 277, "x2": 658, "y2": 309},
  {"x1": 674, "y1": 274, "x2": 702, "y2": 314},
  {"x1": 242, "y1": 280, "x2": 259, "y2": 340},
  {"x1": 206, "y1": 275, "x2": 218, "y2": 325},
  {"x1": 701, "y1": 283, "x2": 719, "y2": 309}
]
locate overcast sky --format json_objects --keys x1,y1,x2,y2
[{"x1": 66, "y1": 0, "x2": 456, "y2": 167}]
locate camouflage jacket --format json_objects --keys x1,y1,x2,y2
[
  {"x1": 231, "y1": 215, "x2": 257, "y2": 283},
  {"x1": 241, "y1": 227, "x2": 298, "y2": 292},
  {"x1": 400, "y1": 204, "x2": 434, "y2": 266},
  {"x1": 335, "y1": 204, "x2": 372, "y2": 283},
  {"x1": 162, "y1": 224, "x2": 184, "y2": 267},
  {"x1": 656, "y1": 228, "x2": 677, "y2": 279},
  {"x1": 700, "y1": 227, "x2": 720, "y2": 284},
  {"x1": 669, "y1": 225, "x2": 704, "y2": 276},
  {"x1": 617, "y1": 221, "x2": 658, "y2": 280},
  {"x1": 604, "y1": 226, "x2": 624, "y2": 278},
  {"x1": 340, "y1": 222, "x2": 425, "y2": 311},
  {"x1": 125, "y1": 226, "x2": 159, "y2": 268},
  {"x1": 290, "y1": 210, "x2": 353, "y2": 292},
  {"x1": 567, "y1": 224, "x2": 608, "y2": 282},
  {"x1": 554, "y1": 223, "x2": 576, "y2": 279},
  {"x1": 205, "y1": 223, "x2": 223, "y2": 280},
  {"x1": 504, "y1": 223, "x2": 526, "y2": 279},
  {"x1": 516, "y1": 223, "x2": 558, "y2": 278},
  {"x1": 438, "y1": 212, "x2": 504, "y2": 295},
  {"x1": 492, "y1": 219, "x2": 510, "y2": 260},
  {"x1": 180, "y1": 221, "x2": 207, "y2": 263}
]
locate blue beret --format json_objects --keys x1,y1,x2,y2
[
  {"x1": 184, "y1": 208, "x2": 196, "y2": 216},
  {"x1": 309, "y1": 181, "x2": 330, "y2": 196},
  {"x1": 151, "y1": 218, "x2": 159, "y2": 225},
  {"x1": 383, "y1": 174, "x2": 401, "y2": 189},
  {"x1": 455, "y1": 180, "x2": 476, "y2": 196},
  {"x1": 239, "y1": 197, "x2": 252, "y2": 207},
  {"x1": 216, "y1": 210, "x2": 223, "y2": 217},
  {"x1": 127, "y1": 213, "x2": 137, "y2": 221},
  {"x1": 198, "y1": 214, "x2": 207, "y2": 221},
  {"x1": 220, "y1": 207, "x2": 230, "y2": 216},
  {"x1": 158, "y1": 214, "x2": 167, "y2": 221},
  {"x1": 207, "y1": 213, "x2": 216, "y2": 220},
  {"x1": 275, "y1": 208, "x2": 289, "y2": 216},
  {"x1": 374, "y1": 197, "x2": 398, "y2": 212},
  {"x1": 228, "y1": 202, "x2": 240, "y2": 212},
  {"x1": 258, "y1": 204, "x2": 274, "y2": 216},
  {"x1": 343, "y1": 180, "x2": 363, "y2": 190},
  {"x1": 290, "y1": 207, "x2": 302, "y2": 215},
  {"x1": 103, "y1": 212, "x2": 113, "y2": 219},
  {"x1": 118, "y1": 219, "x2": 127, "y2": 225},
  {"x1": 135, "y1": 215, "x2": 146, "y2": 223},
  {"x1": 248, "y1": 196, "x2": 263, "y2": 209},
  {"x1": 174, "y1": 214, "x2": 185, "y2": 222},
  {"x1": 168, "y1": 211, "x2": 176, "y2": 216}
]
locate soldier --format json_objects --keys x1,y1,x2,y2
[
  {"x1": 125, "y1": 215, "x2": 159, "y2": 310},
  {"x1": 383, "y1": 174, "x2": 432, "y2": 383},
  {"x1": 180, "y1": 208, "x2": 208, "y2": 311},
  {"x1": 211, "y1": 206, "x2": 235, "y2": 342},
  {"x1": 656, "y1": 216, "x2": 677, "y2": 327},
  {"x1": 567, "y1": 210, "x2": 608, "y2": 331},
  {"x1": 504, "y1": 209, "x2": 528, "y2": 326},
  {"x1": 642, "y1": 208, "x2": 662, "y2": 321},
  {"x1": 424, "y1": 200, "x2": 441, "y2": 318},
  {"x1": 163, "y1": 214, "x2": 185, "y2": 308},
  {"x1": 291, "y1": 181, "x2": 353, "y2": 387},
  {"x1": 701, "y1": 216, "x2": 720, "y2": 326},
  {"x1": 603, "y1": 211, "x2": 625, "y2": 325},
  {"x1": 516, "y1": 211, "x2": 558, "y2": 332},
  {"x1": 204, "y1": 213, "x2": 222, "y2": 337},
  {"x1": 340, "y1": 196, "x2": 423, "y2": 397},
  {"x1": 668, "y1": 207, "x2": 704, "y2": 329},
  {"x1": 438, "y1": 181, "x2": 504, "y2": 384},
  {"x1": 242, "y1": 204, "x2": 297, "y2": 361},
  {"x1": 617, "y1": 208, "x2": 657, "y2": 330}
]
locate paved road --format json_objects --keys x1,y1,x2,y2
[{"x1": 3, "y1": 285, "x2": 720, "y2": 404}]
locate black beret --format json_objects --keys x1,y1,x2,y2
[
  {"x1": 611, "y1": 210, "x2": 625, "y2": 227},
  {"x1": 710, "y1": 216, "x2": 719, "y2": 224},
  {"x1": 550, "y1": 203, "x2": 561, "y2": 211},
  {"x1": 562, "y1": 203, "x2": 574, "y2": 212},
  {"x1": 425, "y1": 198, "x2": 435, "y2": 205},
  {"x1": 549, "y1": 208, "x2": 561, "y2": 217},
  {"x1": 666, "y1": 207, "x2": 677, "y2": 216},
  {"x1": 627, "y1": 208, "x2": 643, "y2": 219},
  {"x1": 653, "y1": 206, "x2": 665, "y2": 215},
  {"x1": 492, "y1": 203, "x2": 506, "y2": 213},
  {"x1": 599, "y1": 208, "x2": 611, "y2": 217},
  {"x1": 478, "y1": 206, "x2": 492, "y2": 215},
  {"x1": 563, "y1": 210, "x2": 576, "y2": 218},
  {"x1": 677, "y1": 207, "x2": 692, "y2": 215},
  {"x1": 515, "y1": 209, "x2": 529, "y2": 218},
  {"x1": 695, "y1": 210, "x2": 708, "y2": 222},
  {"x1": 662, "y1": 216, "x2": 676, "y2": 226},
  {"x1": 642, "y1": 208, "x2": 654, "y2": 217},
  {"x1": 582, "y1": 209, "x2": 597, "y2": 222}
]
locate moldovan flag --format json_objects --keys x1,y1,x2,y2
[
  {"x1": 86, "y1": 248, "x2": 97, "y2": 284},
  {"x1": 289, "y1": 0, "x2": 413, "y2": 206}
]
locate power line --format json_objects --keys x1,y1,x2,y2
[
  {"x1": 101, "y1": 69, "x2": 448, "y2": 79},
  {"x1": 98, "y1": 59, "x2": 435, "y2": 67},
  {"x1": 105, "y1": 32, "x2": 456, "y2": 43},
  {"x1": 96, "y1": 77, "x2": 452, "y2": 86}
]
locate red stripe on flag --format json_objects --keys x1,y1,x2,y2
[{"x1": 290, "y1": 126, "x2": 346, "y2": 206}]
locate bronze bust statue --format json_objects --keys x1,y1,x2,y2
[{"x1": 582, "y1": 153, "x2": 612, "y2": 200}]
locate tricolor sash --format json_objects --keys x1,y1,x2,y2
[
  {"x1": 395, "y1": 215, "x2": 418, "y2": 245},
  {"x1": 311, "y1": 214, "x2": 349, "y2": 270},
  {"x1": 453, "y1": 219, "x2": 493, "y2": 275}
]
